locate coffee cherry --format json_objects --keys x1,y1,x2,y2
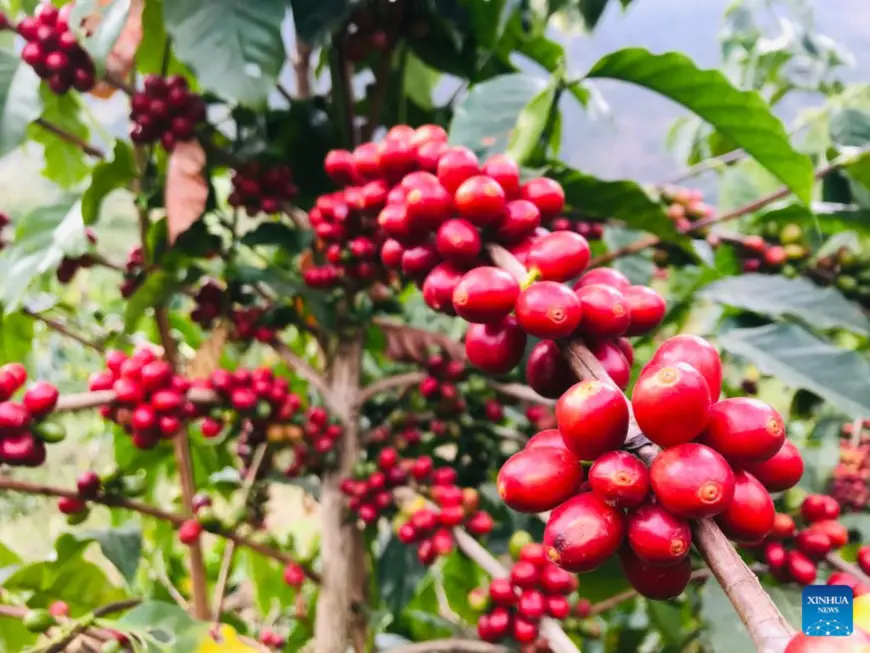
[
  {"x1": 283, "y1": 562, "x2": 306, "y2": 587},
  {"x1": 714, "y1": 471, "x2": 774, "y2": 544},
  {"x1": 539, "y1": 563, "x2": 576, "y2": 596},
  {"x1": 622, "y1": 285, "x2": 666, "y2": 335},
  {"x1": 632, "y1": 362, "x2": 711, "y2": 448},
  {"x1": 574, "y1": 267, "x2": 631, "y2": 291},
  {"x1": 618, "y1": 547, "x2": 692, "y2": 600},
  {"x1": 497, "y1": 446, "x2": 583, "y2": 513},
  {"x1": 650, "y1": 443, "x2": 735, "y2": 519},
  {"x1": 764, "y1": 542, "x2": 787, "y2": 576},
  {"x1": 482, "y1": 154, "x2": 520, "y2": 198},
  {"x1": 496, "y1": 200, "x2": 541, "y2": 243},
  {"x1": 699, "y1": 398, "x2": 785, "y2": 464},
  {"x1": 811, "y1": 520, "x2": 848, "y2": 549},
  {"x1": 574, "y1": 284, "x2": 631, "y2": 340},
  {"x1": 467, "y1": 511, "x2": 494, "y2": 536},
  {"x1": 647, "y1": 334, "x2": 723, "y2": 400},
  {"x1": 513, "y1": 616, "x2": 539, "y2": 644},
  {"x1": 22, "y1": 381, "x2": 59, "y2": 417},
  {"x1": 785, "y1": 632, "x2": 870, "y2": 653},
  {"x1": 0, "y1": 401, "x2": 31, "y2": 432},
  {"x1": 76, "y1": 470, "x2": 101, "y2": 498},
  {"x1": 525, "y1": 428, "x2": 569, "y2": 452},
  {"x1": 545, "y1": 595, "x2": 571, "y2": 619},
  {"x1": 489, "y1": 577, "x2": 518, "y2": 606},
  {"x1": 454, "y1": 175, "x2": 506, "y2": 227},
  {"x1": 543, "y1": 493, "x2": 625, "y2": 573},
  {"x1": 525, "y1": 340, "x2": 576, "y2": 399},
  {"x1": 178, "y1": 519, "x2": 203, "y2": 545},
  {"x1": 795, "y1": 529, "x2": 832, "y2": 560},
  {"x1": 627, "y1": 503, "x2": 691, "y2": 565},
  {"x1": 517, "y1": 589, "x2": 546, "y2": 621},
  {"x1": 406, "y1": 183, "x2": 452, "y2": 230},
  {"x1": 589, "y1": 341, "x2": 631, "y2": 390},
  {"x1": 464, "y1": 316, "x2": 526, "y2": 375},
  {"x1": 588, "y1": 451, "x2": 650, "y2": 508},
  {"x1": 58, "y1": 495, "x2": 87, "y2": 514},
  {"x1": 515, "y1": 281, "x2": 583, "y2": 339},
  {"x1": 521, "y1": 178, "x2": 565, "y2": 218},
  {"x1": 452, "y1": 267, "x2": 519, "y2": 324},
  {"x1": 742, "y1": 440, "x2": 804, "y2": 492},
  {"x1": 23, "y1": 608, "x2": 56, "y2": 634},
  {"x1": 527, "y1": 232, "x2": 590, "y2": 282},
  {"x1": 437, "y1": 147, "x2": 479, "y2": 194},
  {"x1": 858, "y1": 546, "x2": 870, "y2": 576},
  {"x1": 555, "y1": 380, "x2": 629, "y2": 461},
  {"x1": 770, "y1": 513, "x2": 796, "y2": 539},
  {"x1": 785, "y1": 550, "x2": 817, "y2": 584},
  {"x1": 800, "y1": 494, "x2": 840, "y2": 523}
]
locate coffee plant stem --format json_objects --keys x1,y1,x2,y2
[
  {"x1": 293, "y1": 41, "x2": 313, "y2": 99},
  {"x1": 487, "y1": 243, "x2": 796, "y2": 653},
  {"x1": 271, "y1": 340, "x2": 342, "y2": 422},
  {"x1": 22, "y1": 308, "x2": 105, "y2": 352},
  {"x1": 0, "y1": 476, "x2": 321, "y2": 583},
  {"x1": 826, "y1": 552, "x2": 870, "y2": 585},
  {"x1": 33, "y1": 118, "x2": 106, "y2": 158},
  {"x1": 356, "y1": 371, "x2": 427, "y2": 407},
  {"x1": 590, "y1": 143, "x2": 870, "y2": 267},
  {"x1": 384, "y1": 639, "x2": 509, "y2": 653}
]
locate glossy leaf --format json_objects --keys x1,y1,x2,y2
[
  {"x1": 506, "y1": 81, "x2": 559, "y2": 166},
  {"x1": 718, "y1": 322, "x2": 870, "y2": 418},
  {"x1": 377, "y1": 534, "x2": 426, "y2": 617},
  {"x1": 0, "y1": 311, "x2": 33, "y2": 366},
  {"x1": 117, "y1": 601, "x2": 209, "y2": 651},
  {"x1": 124, "y1": 269, "x2": 197, "y2": 332},
  {"x1": 586, "y1": 48, "x2": 814, "y2": 203},
  {"x1": 799, "y1": 418, "x2": 842, "y2": 494},
  {"x1": 70, "y1": 0, "x2": 132, "y2": 72},
  {"x1": 82, "y1": 141, "x2": 137, "y2": 225},
  {"x1": 73, "y1": 523, "x2": 142, "y2": 584},
  {"x1": 163, "y1": 0, "x2": 286, "y2": 105},
  {"x1": 0, "y1": 48, "x2": 42, "y2": 159},
  {"x1": 27, "y1": 90, "x2": 92, "y2": 189},
  {"x1": 290, "y1": 0, "x2": 354, "y2": 44},
  {"x1": 703, "y1": 273, "x2": 870, "y2": 335}
]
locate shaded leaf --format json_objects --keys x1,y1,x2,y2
[
  {"x1": 164, "y1": 0, "x2": 286, "y2": 105},
  {"x1": 830, "y1": 108, "x2": 870, "y2": 147},
  {"x1": 82, "y1": 140, "x2": 137, "y2": 225},
  {"x1": 165, "y1": 140, "x2": 208, "y2": 244},
  {"x1": 74, "y1": 523, "x2": 142, "y2": 584},
  {"x1": 28, "y1": 89, "x2": 92, "y2": 188},
  {"x1": 718, "y1": 322, "x2": 870, "y2": 418},
  {"x1": 240, "y1": 549, "x2": 297, "y2": 616},
  {"x1": 586, "y1": 48, "x2": 814, "y2": 203},
  {"x1": 506, "y1": 81, "x2": 559, "y2": 166},
  {"x1": 0, "y1": 47, "x2": 42, "y2": 158},
  {"x1": 603, "y1": 226, "x2": 654, "y2": 285},
  {"x1": 0, "y1": 311, "x2": 33, "y2": 366},
  {"x1": 449, "y1": 73, "x2": 548, "y2": 159},
  {"x1": 702, "y1": 581, "x2": 800, "y2": 651},
  {"x1": 703, "y1": 273, "x2": 870, "y2": 335},
  {"x1": 378, "y1": 534, "x2": 426, "y2": 617},
  {"x1": 799, "y1": 418, "x2": 842, "y2": 493},
  {"x1": 240, "y1": 222, "x2": 310, "y2": 251},
  {"x1": 290, "y1": 0, "x2": 354, "y2": 44}
]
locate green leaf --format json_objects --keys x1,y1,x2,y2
[
  {"x1": 0, "y1": 311, "x2": 33, "y2": 365},
  {"x1": 240, "y1": 221, "x2": 311, "y2": 250},
  {"x1": 290, "y1": 0, "x2": 354, "y2": 44},
  {"x1": 82, "y1": 141, "x2": 137, "y2": 225},
  {"x1": 73, "y1": 523, "x2": 142, "y2": 584},
  {"x1": 586, "y1": 48, "x2": 814, "y2": 204},
  {"x1": 718, "y1": 322, "x2": 870, "y2": 418},
  {"x1": 403, "y1": 52, "x2": 441, "y2": 110},
  {"x1": 117, "y1": 601, "x2": 208, "y2": 652},
  {"x1": 603, "y1": 226, "x2": 654, "y2": 285},
  {"x1": 830, "y1": 108, "x2": 870, "y2": 147},
  {"x1": 506, "y1": 81, "x2": 559, "y2": 166},
  {"x1": 241, "y1": 549, "x2": 297, "y2": 615},
  {"x1": 28, "y1": 89, "x2": 92, "y2": 188},
  {"x1": 0, "y1": 196, "x2": 86, "y2": 310},
  {"x1": 69, "y1": 0, "x2": 131, "y2": 72},
  {"x1": 378, "y1": 534, "x2": 426, "y2": 617},
  {"x1": 549, "y1": 166, "x2": 686, "y2": 245},
  {"x1": 123, "y1": 269, "x2": 190, "y2": 332},
  {"x1": 163, "y1": 0, "x2": 286, "y2": 105},
  {"x1": 703, "y1": 273, "x2": 870, "y2": 335},
  {"x1": 0, "y1": 47, "x2": 42, "y2": 158},
  {"x1": 702, "y1": 581, "x2": 801, "y2": 651},
  {"x1": 799, "y1": 418, "x2": 842, "y2": 494},
  {"x1": 752, "y1": 202, "x2": 870, "y2": 237},
  {"x1": 449, "y1": 73, "x2": 548, "y2": 159}
]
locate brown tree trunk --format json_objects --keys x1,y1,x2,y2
[{"x1": 314, "y1": 335, "x2": 368, "y2": 653}]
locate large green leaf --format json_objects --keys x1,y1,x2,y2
[
  {"x1": 70, "y1": 0, "x2": 131, "y2": 72},
  {"x1": 703, "y1": 273, "x2": 870, "y2": 335},
  {"x1": 82, "y1": 141, "x2": 137, "y2": 225},
  {"x1": 799, "y1": 418, "x2": 842, "y2": 494},
  {"x1": 549, "y1": 166, "x2": 686, "y2": 245},
  {"x1": 377, "y1": 534, "x2": 426, "y2": 617},
  {"x1": 0, "y1": 47, "x2": 42, "y2": 158},
  {"x1": 241, "y1": 548, "x2": 297, "y2": 615},
  {"x1": 116, "y1": 601, "x2": 208, "y2": 652},
  {"x1": 586, "y1": 48, "x2": 814, "y2": 203},
  {"x1": 163, "y1": 0, "x2": 286, "y2": 105},
  {"x1": 449, "y1": 73, "x2": 549, "y2": 159},
  {"x1": 28, "y1": 89, "x2": 92, "y2": 189},
  {"x1": 830, "y1": 108, "x2": 870, "y2": 147},
  {"x1": 0, "y1": 311, "x2": 33, "y2": 366},
  {"x1": 702, "y1": 581, "x2": 801, "y2": 651},
  {"x1": 123, "y1": 269, "x2": 199, "y2": 332},
  {"x1": 73, "y1": 523, "x2": 142, "y2": 585},
  {"x1": 752, "y1": 202, "x2": 870, "y2": 237},
  {"x1": 290, "y1": 0, "x2": 354, "y2": 44},
  {"x1": 0, "y1": 196, "x2": 87, "y2": 310},
  {"x1": 718, "y1": 322, "x2": 870, "y2": 418},
  {"x1": 506, "y1": 81, "x2": 559, "y2": 166}
]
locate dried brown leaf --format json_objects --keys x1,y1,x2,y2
[
  {"x1": 85, "y1": 0, "x2": 143, "y2": 99},
  {"x1": 374, "y1": 318, "x2": 465, "y2": 365},
  {"x1": 188, "y1": 322, "x2": 229, "y2": 378},
  {"x1": 166, "y1": 140, "x2": 208, "y2": 244}
]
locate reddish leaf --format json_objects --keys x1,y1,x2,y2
[
  {"x1": 86, "y1": 0, "x2": 144, "y2": 99},
  {"x1": 165, "y1": 140, "x2": 208, "y2": 244}
]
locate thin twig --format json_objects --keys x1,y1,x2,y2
[
  {"x1": 212, "y1": 443, "x2": 269, "y2": 619},
  {"x1": 384, "y1": 640, "x2": 508, "y2": 653},
  {"x1": 294, "y1": 42, "x2": 313, "y2": 99},
  {"x1": 272, "y1": 340, "x2": 341, "y2": 421},
  {"x1": 33, "y1": 119, "x2": 106, "y2": 159},
  {"x1": 22, "y1": 308, "x2": 105, "y2": 352},
  {"x1": 487, "y1": 243, "x2": 795, "y2": 653},
  {"x1": 488, "y1": 380, "x2": 556, "y2": 406},
  {"x1": 356, "y1": 371, "x2": 425, "y2": 407},
  {"x1": 42, "y1": 599, "x2": 140, "y2": 653},
  {"x1": 153, "y1": 553, "x2": 192, "y2": 612}
]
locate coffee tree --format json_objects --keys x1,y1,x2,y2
[{"x1": 0, "y1": 0, "x2": 869, "y2": 651}]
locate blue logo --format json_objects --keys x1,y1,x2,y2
[{"x1": 802, "y1": 585, "x2": 853, "y2": 636}]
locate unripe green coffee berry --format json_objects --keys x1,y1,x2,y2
[
  {"x1": 508, "y1": 530, "x2": 534, "y2": 560},
  {"x1": 23, "y1": 609, "x2": 55, "y2": 633}
]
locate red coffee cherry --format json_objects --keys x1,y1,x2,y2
[
  {"x1": 58, "y1": 496, "x2": 87, "y2": 514},
  {"x1": 464, "y1": 316, "x2": 526, "y2": 375},
  {"x1": 496, "y1": 199, "x2": 541, "y2": 243},
  {"x1": 521, "y1": 178, "x2": 565, "y2": 219},
  {"x1": 497, "y1": 446, "x2": 583, "y2": 513},
  {"x1": 435, "y1": 218, "x2": 481, "y2": 264},
  {"x1": 452, "y1": 267, "x2": 519, "y2": 324},
  {"x1": 618, "y1": 546, "x2": 692, "y2": 600},
  {"x1": 525, "y1": 340, "x2": 576, "y2": 399},
  {"x1": 573, "y1": 267, "x2": 631, "y2": 292},
  {"x1": 178, "y1": 519, "x2": 203, "y2": 545},
  {"x1": 588, "y1": 341, "x2": 631, "y2": 390},
  {"x1": 545, "y1": 595, "x2": 571, "y2": 619},
  {"x1": 515, "y1": 281, "x2": 583, "y2": 339},
  {"x1": 742, "y1": 440, "x2": 804, "y2": 493},
  {"x1": 517, "y1": 589, "x2": 546, "y2": 621},
  {"x1": 436, "y1": 146, "x2": 479, "y2": 194},
  {"x1": 525, "y1": 428, "x2": 570, "y2": 452},
  {"x1": 482, "y1": 154, "x2": 521, "y2": 198},
  {"x1": 283, "y1": 562, "x2": 306, "y2": 587},
  {"x1": 650, "y1": 443, "x2": 735, "y2": 519},
  {"x1": 538, "y1": 563, "x2": 576, "y2": 595},
  {"x1": 454, "y1": 175, "x2": 506, "y2": 227},
  {"x1": 510, "y1": 560, "x2": 540, "y2": 589},
  {"x1": 800, "y1": 494, "x2": 840, "y2": 523},
  {"x1": 632, "y1": 362, "x2": 711, "y2": 448},
  {"x1": 622, "y1": 285, "x2": 666, "y2": 336},
  {"x1": 489, "y1": 577, "x2": 518, "y2": 606},
  {"x1": 795, "y1": 529, "x2": 833, "y2": 560},
  {"x1": 76, "y1": 471, "x2": 101, "y2": 498},
  {"x1": 422, "y1": 262, "x2": 464, "y2": 314},
  {"x1": 714, "y1": 471, "x2": 775, "y2": 544},
  {"x1": 858, "y1": 546, "x2": 870, "y2": 576},
  {"x1": 574, "y1": 284, "x2": 631, "y2": 340},
  {"x1": 22, "y1": 381, "x2": 59, "y2": 417},
  {"x1": 698, "y1": 398, "x2": 785, "y2": 464},
  {"x1": 405, "y1": 182, "x2": 453, "y2": 230},
  {"x1": 811, "y1": 520, "x2": 848, "y2": 549},
  {"x1": 627, "y1": 503, "x2": 691, "y2": 565},
  {"x1": 543, "y1": 493, "x2": 625, "y2": 573},
  {"x1": 588, "y1": 451, "x2": 650, "y2": 508},
  {"x1": 785, "y1": 632, "x2": 870, "y2": 653},
  {"x1": 527, "y1": 232, "x2": 590, "y2": 282},
  {"x1": 512, "y1": 616, "x2": 539, "y2": 644},
  {"x1": 770, "y1": 513, "x2": 797, "y2": 540},
  {"x1": 556, "y1": 380, "x2": 629, "y2": 461},
  {"x1": 647, "y1": 334, "x2": 723, "y2": 400},
  {"x1": 785, "y1": 550, "x2": 817, "y2": 585}
]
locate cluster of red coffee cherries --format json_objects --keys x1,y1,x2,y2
[
  {"x1": 57, "y1": 228, "x2": 98, "y2": 284},
  {"x1": 13, "y1": 4, "x2": 96, "y2": 95},
  {"x1": 119, "y1": 245, "x2": 145, "y2": 298},
  {"x1": 757, "y1": 494, "x2": 866, "y2": 594},
  {"x1": 397, "y1": 481, "x2": 494, "y2": 566},
  {"x1": 830, "y1": 420, "x2": 870, "y2": 510},
  {"x1": 281, "y1": 406, "x2": 343, "y2": 477},
  {"x1": 475, "y1": 542, "x2": 578, "y2": 644},
  {"x1": 0, "y1": 363, "x2": 60, "y2": 466},
  {"x1": 547, "y1": 217, "x2": 604, "y2": 242},
  {"x1": 129, "y1": 75, "x2": 206, "y2": 151},
  {"x1": 189, "y1": 280, "x2": 282, "y2": 344},
  {"x1": 498, "y1": 334, "x2": 806, "y2": 601},
  {"x1": 229, "y1": 163, "x2": 298, "y2": 216},
  {"x1": 88, "y1": 348, "x2": 194, "y2": 450},
  {"x1": 660, "y1": 185, "x2": 714, "y2": 233},
  {"x1": 418, "y1": 353, "x2": 467, "y2": 411}
]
